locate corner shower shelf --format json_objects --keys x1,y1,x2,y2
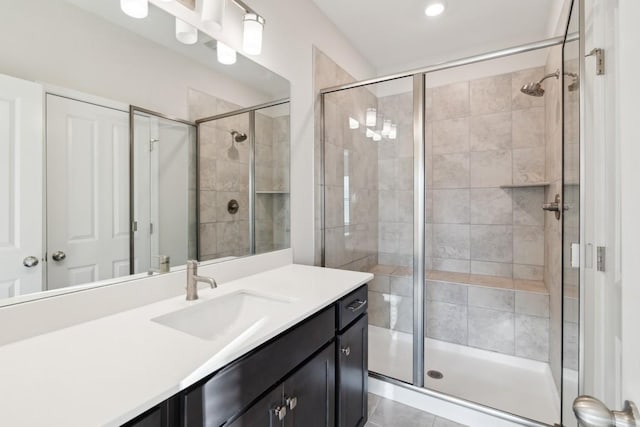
[
  {"x1": 256, "y1": 191, "x2": 290, "y2": 194},
  {"x1": 499, "y1": 182, "x2": 550, "y2": 189}
]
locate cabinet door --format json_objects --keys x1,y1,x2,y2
[
  {"x1": 228, "y1": 386, "x2": 284, "y2": 427},
  {"x1": 283, "y1": 343, "x2": 336, "y2": 427},
  {"x1": 337, "y1": 314, "x2": 368, "y2": 427}
]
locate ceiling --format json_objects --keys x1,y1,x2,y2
[{"x1": 312, "y1": 0, "x2": 559, "y2": 74}]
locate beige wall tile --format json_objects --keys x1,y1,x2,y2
[
  {"x1": 470, "y1": 74, "x2": 512, "y2": 116},
  {"x1": 470, "y1": 150, "x2": 512, "y2": 187}
]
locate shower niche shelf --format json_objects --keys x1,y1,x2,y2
[
  {"x1": 256, "y1": 190, "x2": 290, "y2": 194},
  {"x1": 500, "y1": 182, "x2": 550, "y2": 189}
]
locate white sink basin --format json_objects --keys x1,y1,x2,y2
[{"x1": 152, "y1": 290, "x2": 294, "y2": 343}]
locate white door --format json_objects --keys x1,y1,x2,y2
[
  {"x1": 46, "y1": 95, "x2": 130, "y2": 289},
  {"x1": 0, "y1": 74, "x2": 43, "y2": 297}
]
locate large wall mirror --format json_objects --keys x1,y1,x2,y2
[{"x1": 0, "y1": 0, "x2": 290, "y2": 305}]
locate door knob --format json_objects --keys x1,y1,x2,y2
[
  {"x1": 23, "y1": 256, "x2": 39, "y2": 268},
  {"x1": 573, "y1": 395, "x2": 639, "y2": 426},
  {"x1": 51, "y1": 251, "x2": 66, "y2": 262}
]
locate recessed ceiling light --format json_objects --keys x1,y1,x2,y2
[{"x1": 425, "y1": 1, "x2": 446, "y2": 17}]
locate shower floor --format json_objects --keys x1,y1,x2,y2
[{"x1": 368, "y1": 325, "x2": 560, "y2": 425}]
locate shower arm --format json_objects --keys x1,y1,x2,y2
[{"x1": 539, "y1": 70, "x2": 561, "y2": 83}]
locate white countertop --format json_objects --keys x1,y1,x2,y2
[{"x1": 0, "y1": 264, "x2": 372, "y2": 427}]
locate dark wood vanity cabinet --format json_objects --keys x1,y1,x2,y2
[{"x1": 123, "y1": 284, "x2": 368, "y2": 427}]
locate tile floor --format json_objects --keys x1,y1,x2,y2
[{"x1": 365, "y1": 393, "x2": 466, "y2": 427}]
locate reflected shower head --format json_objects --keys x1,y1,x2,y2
[
  {"x1": 230, "y1": 130, "x2": 247, "y2": 143},
  {"x1": 520, "y1": 69, "x2": 560, "y2": 97}
]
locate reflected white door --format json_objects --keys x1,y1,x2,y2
[
  {"x1": 46, "y1": 95, "x2": 129, "y2": 289},
  {"x1": 0, "y1": 74, "x2": 43, "y2": 297}
]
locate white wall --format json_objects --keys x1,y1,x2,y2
[
  {"x1": 0, "y1": 0, "x2": 269, "y2": 120},
  {"x1": 618, "y1": 0, "x2": 640, "y2": 403},
  {"x1": 151, "y1": 0, "x2": 376, "y2": 265}
]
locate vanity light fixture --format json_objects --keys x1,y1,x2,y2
[
  {"x1": 217, "y1": 41, "x2": 237, "y2": 64},
  {"x1": 242, "y1": 13, "x2": 265, "y2": 55},
  {"x1": 382, "y1": 119, "x2": 392, "y2": 136},
  {"x1": 349, "y1": 117, "x2": 360, "y2": 129},
  {"x1": 425, "y1": 0, "x2": 447, "y2": 17},
  {"x1": 389, "y1": 124, "x2": 398, "y2": 140},
  {"x1": 120, "y1": 0, "x2": 149, "y2": 19},
  {"x1": 202, "y1": 0, "x2": 225, "y2": 32},
  {"x1": 366, "y1": 108, "x2": 377, "y2": 127},
  {"x1": 176, "y1": 18, "x2": 198, "y2": 44}
]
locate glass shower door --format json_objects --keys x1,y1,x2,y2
[
  {"x1": 132, "y1": 111, "x2": 196, "y2": 273},
  {"x1": 322, "y1": 76, "x2": 418, "y2": 384}
]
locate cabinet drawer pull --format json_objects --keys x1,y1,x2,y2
[
  {"x1": 346, "y1": 299, "x2": 367, "y2": 312},
  {"x1": 272, "y1": 405, "x2": 287, "y2": 421},
  {"x1": 341, "y1": 346, "x2": 351, "y2": 357},
  {"x1": 286, "y1": 396, "x2": 298, "y2": 410}
]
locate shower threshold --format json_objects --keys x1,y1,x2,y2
[{"x1": 368, "y1": 325, "x2": 560, "y2": 425}]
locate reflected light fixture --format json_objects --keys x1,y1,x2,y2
[
  {"x1": 120, "y1": 0, "x2": 148, "y2": 19},
  {"x1": 372, "y1": 132, "x2": 382, "y2": 142},
  {"x1": 176, "y1": 18, "x2": 198, "y2": 44},
  {"x1": 425, "y1": 0, "x2": 447, "y2": 17},
  {"x1": 243, "y1": 13, "x2": 265, "y2": 55},
  {"x1": 349, "y1": 117, "x2": 360, "y2": 129},
  {"x1": 382, "y1": 119, "x2": 392, "y2": 136},
  {"x1": 389, "y1": 124, "x2": 397, "y2": 140},
  {"x1": 202, "y1": 0, "x2": 225, "y2": 32},
  {"x1": 366, "y1": 129, "x2": 375, "y2": 138},
  {"x1": 366, "y1": 108, "x2": 377, "y2": 127},
  {"x1": 217, "y1": 41, "x2": 237, "y2": 65}
]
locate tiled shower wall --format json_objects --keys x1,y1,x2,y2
[
  {"x1": 190, "y1": 89, "x2": 289, "y2": 260},
  {"x1": 425, "y1": 68, "x2": 548, "y2": 280},
  {"x1": 255, "y1": 113, "x2": 291, "y2": 254}
]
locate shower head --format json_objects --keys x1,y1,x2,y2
[
  {"x1": 520, "y1": 69, "x2": 560, "y2": 97},
  {"x1": 230, "y1": 130, "x2": 247, "y2": 143}
]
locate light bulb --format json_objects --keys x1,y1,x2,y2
[
  {"x1": 425, "y1": 1, "x2": 446, "y2": 17},
  {"x1": 389, "y1": 124, "x2": 397, "y2": 140},
  {"x1": 382, "y1": 120, "x2": 392, "y2": 135},
  {"x1": 243, "y1": 13, "x2": 264, "y2": 55},
  {"x1": 202, "y1": 0, "x2": 225, "y2": 32},
  {"x1": 366, "y1": 108, "x2": 377, "y2": 127},
  {"x1": 217, "y1": 41, "x2": 237, "y2": 65},
  {"x1": 349, "y1": 117, "x2": 360, "y2": 129},
  {"x1": 120, "y1": 0, "x2": 148, "y2": 19},
  {"x1": 176, "y1": 18, "x2": 198, "y2": 45}
]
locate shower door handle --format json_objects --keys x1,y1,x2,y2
[{"x1": 573, "y1": 396, "x2": 639, "y2": 426}]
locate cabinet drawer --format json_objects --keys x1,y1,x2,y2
[
  {"x1": 336, "y1": 285, "x2": 368, "y2": 331},
  {"x1": 183, "y1": 306, "x2": 336, "y2": 427}
]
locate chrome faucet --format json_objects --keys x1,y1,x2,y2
[{"x1": 186, "y1": 260, "x2": 217, "y2": 301}]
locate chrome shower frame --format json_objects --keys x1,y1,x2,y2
[{"x1": 319, "y1": 34, "x2": 580, "y2": 426}]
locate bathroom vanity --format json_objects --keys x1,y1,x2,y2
[
  {"x1": 0, "y1": 260, "x2": 371, "y2": 427},
  {"x1": 125, "y1": 285, "x2": 368, "y2": 427}
]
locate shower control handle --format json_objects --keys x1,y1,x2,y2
[
  {"x1": 542, "y1": 194, "x2": 562, "y2": 220},
  {"x1": 573, "y1": 396, "x2": 639, "y2": 427}
]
